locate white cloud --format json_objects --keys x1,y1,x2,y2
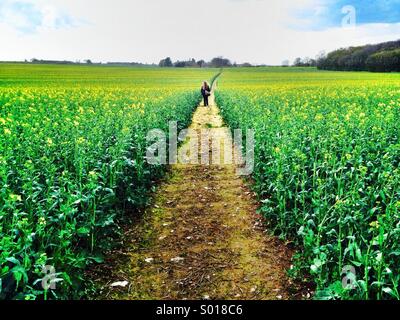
[
  {"x1": 0, "y1": 0, "x2": 77, "y2": 34},
  {"x1": 40, "y1": 6, "x2": 66, "y2": 29},
  {"x1": 0, "y1": 0, "x2": 399, "y2": 64}
]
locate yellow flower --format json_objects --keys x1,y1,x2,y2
[
  {"x1": 88, "y1": 171, "x2": 97, "y2": 178},
  {"x1": 10, "y1": 194, "x2": 22, "y2": 202},
  {"x1": 369, "y1": 221, "x2": 379, "y2": 229},
  {"x1": 24, "y1": 160, "x2": 33, "y2": 168},
  {"x1": 38, "y1": 217, "x2": 47, "y2": 226},
  {"x1": 46, "y1": 138, "x2": 54, "y2": 146},
  {"x1": 315, "y1": 114, "x2": 323, "y2": 121},
  {"x1": 4, "y1": 128, "x2": 11, "y2": 135},
  {"x1": 77, "y1": 137, "x2": 86, "y2": 144}
]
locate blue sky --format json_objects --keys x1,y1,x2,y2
[
  {"x1": 346, "y1": 0, "x2": 400, "y2": 24},
  {"x1": 0, "y1": 0, "x2": 74, "y2": 33},
  {"x1": 296, "y1": 0, "x2": 400, "y2": 29},
  {"x1": 0, "y1": 0, "x2": 399, "y2": 64},
  {"x1": 4, "y1": 1, "x2": 42, "y2": 33},
  {"x1": 3, "y1": 0, "x2": 400, "y2": 34}
]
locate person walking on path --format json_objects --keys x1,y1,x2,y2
[{"x1": 201, "y1": 81, "x2": 211, "y2": 107}]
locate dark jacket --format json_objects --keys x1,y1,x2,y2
[{"x1": 201, "y1": 86, "x2": 210, "y2": 97}]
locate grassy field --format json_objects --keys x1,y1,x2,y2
[
  {"x1": 0, "y1": 63, "x2": 217, "y2": 299},
  {"x1": 0, "y1": 63, "x2": 217, "y2": 87},
  {"x1": 1, "y1": 64, "x2": 399, "y2": 300},
  {"x1": 216, "y1": 67, "x2": 400, "y2": 300}
]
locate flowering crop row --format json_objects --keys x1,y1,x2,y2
[
  {"x1": 0, "y1": 64, "x2": 217, "y2": 299},
  {"x1": 216, "y1": 68, "x2": 400, "y2": 300}
]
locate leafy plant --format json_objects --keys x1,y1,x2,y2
[
  {"x1": 216, "y1": 67, "x2": 400, "y2": 300},
  {"x1": 0, "y1": 64, "x2": 217, "y2": 299}
]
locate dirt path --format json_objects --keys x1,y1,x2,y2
[{"x1": 94, "y1": 81, "x2": 296, "y2": 300}]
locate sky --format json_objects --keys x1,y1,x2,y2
[{"x1": 0, "y1": 0, "x2": 399, "y2": 65}]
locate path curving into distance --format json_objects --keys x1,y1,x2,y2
[{"x1": 93, "y1": 79, "x2": 297, "y2": 300}]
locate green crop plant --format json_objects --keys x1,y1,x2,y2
[
  {"x1": 215, "y1": 67, "x2": 400, "y2": 300},
  {"x1": 0, "y1": 64, "x2": 217, "y2": 299}
]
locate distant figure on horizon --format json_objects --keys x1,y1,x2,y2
[{"x1": 201, "y1": 81, "x2": 211, "y2": 107}]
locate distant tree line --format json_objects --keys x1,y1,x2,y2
[
  {"x1": 3, "y1": 57, "x2": 262, "y2": 68},
  {"x1": 292, "y1": 57, "x2": 317, "y2": 67},
  {"x1": 158, "y1": 56, "x2": 257, "y2": 68},
  {"x1": 316, "y1": 39, "x2": 400, "y2": 72},
  {"x1": 30, "y1": 58, "x2": 76, "y2": 65},
  {"x1": 20, "y1": 59, "x2": 157, "y2": 67}
]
